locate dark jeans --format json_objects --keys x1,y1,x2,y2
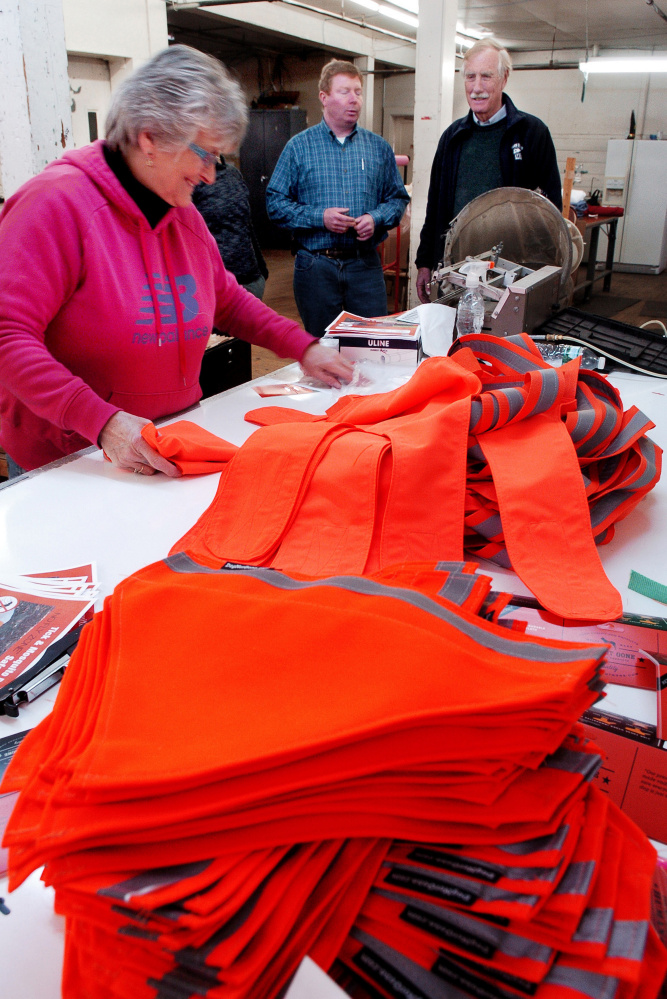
[
  {"x1": 293, "y1": 250, "x2": 388, "y2": 338},
  {"x1": 6, "y1": 453, "x2": 26, "y2": 479}
]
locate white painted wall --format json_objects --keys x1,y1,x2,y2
[
  {"x1": 0, "y1": 0, "x2": 72, "y2": 199},
  {"x1": 64, "y1": 0, "x2": 168, "y2": 150},
  {"x1": 454, "y1": 67, "x2": 667, "y2": 197},
  {"x1": 68, "y1": 56, "x2": 112, "y2": 147},
  {"x1": 63, "y1": 0, "x2": 167, "y2": 73}
]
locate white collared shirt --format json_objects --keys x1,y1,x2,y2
[{"x1": 473, "y1": 105, "x2": 508, "y2": 127}]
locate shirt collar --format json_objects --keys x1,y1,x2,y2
[
  {"x1": 322, "y1": 118, "x2": 358, "y2": 142},
  {"x1": 473, "y1": 104, "x2": 507, "y2": 127}
]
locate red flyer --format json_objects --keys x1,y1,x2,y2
[{"x1": 0, "y1": 564, "x2": 98, "y2": 709}]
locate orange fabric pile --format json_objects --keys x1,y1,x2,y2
[
  {"x1": 159, "y1": 335, "x2": 660, "y2": 621},
  {"x1": 2, "y1": 558, "x2": 665, "y2": 997}
]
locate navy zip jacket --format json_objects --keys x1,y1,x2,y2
[{"x1": 415, "y1": 94, "x2": 562, "y2": 271}]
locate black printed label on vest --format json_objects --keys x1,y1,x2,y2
[
  {"x1": 384, "y1": 866, "x2": 477, "y2": 906},
  {"x1": 440, "y1": 952, "x2": 539, "y2": 996},
  {"x1": 400, "y1": 905, "x2": 496, "y2": 959},
  {"x1": 352, "y1": 948, "x2": 430, "y2": 999},
  {"x1": 221, "y1": 562, "x2": 274, "y2": 571},
  {"x1": 432, "y1": 954, "x2": 518, "y2": 999},
  {"x1": 407, "y1": 847, "x2": 502, "y2": 884}
]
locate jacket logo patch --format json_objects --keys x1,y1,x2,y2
[
  {"x1": 512, "y1": 142, "x2": 523, "y2": 162},
  {"x1": 136, "y1": 273, "x2": 199, "y2": 325}
]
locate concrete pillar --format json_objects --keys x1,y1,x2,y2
[
  {"x1": 354, "y1": 55, "x2": 375, "y2": 132},
  {"x1": 0, "y1": 0, "x2": 72, "y2": 200},
  {"x1": 407, "y1": 0, "x2": 458, "y2": 307}
]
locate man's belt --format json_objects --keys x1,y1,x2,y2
[{"x1": 303, "y1": 246, "x2": 376, "y2": 260}]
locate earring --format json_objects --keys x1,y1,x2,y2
[{"x1": 146, "y1": 157, "x2": 154, "y2": 167}]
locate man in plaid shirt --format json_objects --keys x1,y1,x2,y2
[{"x1": 266, "y1": 59, "x2": 409, "y2": 337}]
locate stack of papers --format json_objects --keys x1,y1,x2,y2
[
  {"x1": 2, "y1": 558, "x2": 665, "y2": 997},
  {"x1": 0, "y1": 564, "x2": 98, "y2": 717}
]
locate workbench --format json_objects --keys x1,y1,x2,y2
[
  {"x1": 1, "y1": 361, "x2": 666, "y2": 998},
  {"x1": 573, "y1": 214, "x2": 620, "y2": 302}
]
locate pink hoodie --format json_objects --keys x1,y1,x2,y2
[{"x1": 0, "y1": 141, "x2": 314, "y2": 471}]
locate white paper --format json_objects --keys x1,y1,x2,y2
[
  {"x1": 284, "y1": 956, "x2": 349, "y2": 999},
  {"x1": 417, "y1": 302, "x2": 457, "y2": 356}
]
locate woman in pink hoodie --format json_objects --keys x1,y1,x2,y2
[{"x1": 0, "y1": 45, "x2": 351, "y2": 477}]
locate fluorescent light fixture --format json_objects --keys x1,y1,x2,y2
[
  {"x1": 455, "y1": 34, "x2": 475, "y2": 49},
  {"x1": 456, "y1": 21, "x2": 491, "y2": 40},
  {"x1": 377, "y1": 3, "x2": 418, "y2": 27},
  {"x1": 349, "y1": 0, "x2": 418, "y2": 24},
  {"x1": 385, "y1": 0, "x2": 418, "y2": 12},
  {"x1": 579, "y1": 56, "x2": 667, "y2": 73}
]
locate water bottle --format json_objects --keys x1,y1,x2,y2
[
  {"x1": 456, "y1": 263, "x2": 486, "y2": 338},
  {"x1": 536, "y1": 342, "x2": 604, "y2": 370}
]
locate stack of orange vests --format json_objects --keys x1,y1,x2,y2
[{"x1": 2, "y1": 559, "x2": 665, "y2": 997}]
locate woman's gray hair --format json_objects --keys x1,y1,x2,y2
[{"x1": 105, "y1": 45, "x2": 248, "y2": 153}]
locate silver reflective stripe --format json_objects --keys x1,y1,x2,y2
[
  {"x1": 437, "y1": 574, "x2": 477, "y2": 606},
  {"x1": 556, "y1": 860, "x2": 596, "y2": 896},
  {"x1": 544, "y1": 746, "x2": 602, "y2": 781},
  {"x1": 164, "y1": 555, "x2": 609, "y2": 666},
  {"x1": 573, "y1": 907, "x2": 614, "y2": 945},
  {"x1": 607, "y1": 919, "x2": 649, "y2": 960},
  {"x1": 533, "y1": 366, "x2": 561, "y2": 414},
  {"x1": 351, "y1": 928, "x2": 465, "y2": 999},
  {"x1": 571, "y1": 387, "x2": 598, "y2": 442},
  {"x1": 470, "y1": 398, "x2": 483, "y2": 428},
  {"x1": 590, "y1": 488, "x2": 634, "y2": 529},
  {"x1": 546, "y1": 962, "x2": 619, "y2": 999},
  {"x1": 576, "y1": 398, "x2": 619, "y2": 456},
  {"x1": 376, "y1": 888, "x2": 553, "y2": 961},
  {"x1": 598, "y1": 410, "x2": 653, "y2": 457},
  {"x1": 502, "y1": 386, "x2": 528, "y2": 422},
  {"x1": 471, "y1": 514, "x2": 503, "y2": 540},
  {"x1": 473, "y1": 339, "x2": 539, "y2": 374},
  {"x1": 500, "y1": 823, "x2": 569, "y2": 856},
  {"x1": 487, "y1": 547, "x2": 512, "y2": 569},
  {"x1": 435, "y1": 562, "x2": 469, "y2": 572}
]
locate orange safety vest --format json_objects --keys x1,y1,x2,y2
[{"x1": 157, "y1": 337, "x2": 660, "y2": 620}]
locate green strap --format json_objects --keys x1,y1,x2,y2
[{"x1": 628, "y1": 570, "x2": 667, "y2": 605}]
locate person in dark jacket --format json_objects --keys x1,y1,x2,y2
[
  {"x1": 193, "y1": 157, "x2": 268, "y2": 300},
  {"x1": 415, "y1": 38, "x2": 562, "y2": 304}
]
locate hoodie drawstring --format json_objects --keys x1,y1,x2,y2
[{"x1": 162, "y1": 232, "x2": 188, "y2": 386}]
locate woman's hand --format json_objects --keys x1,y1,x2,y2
[
  {"x1": 99, "y1": 412, "x2": 181, "y2": 477},
  {"x1": 300, "y1": 342, "x2": 354, "y2": 389}
]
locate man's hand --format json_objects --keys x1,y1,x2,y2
[
  {"x1": 416, "y1": 267, "x2": 433, "y2": 304},
  {"x1": 99, "y1": 412, "x2": 181, "y2": 477},
  {"x1": 353, "y1": 213, "x2": 375, "y2": 241},
  {"x1": 300, "y1": 342, "x2": 354, "y2": 389},
  {"x1": 323, "y1": 207, "x2": 357, "y2": 234}
]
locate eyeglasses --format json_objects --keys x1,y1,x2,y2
[{"x1": 188, "y1": 142, "x2": 222, "y2": 168}]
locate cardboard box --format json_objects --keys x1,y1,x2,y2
[
  {"x1": 582, "y1": 706, "x2": 667, "y2": 843},
  {"x1": 338, "y1": 335, "x2": 420, "y2": 366},
  {"x1": 495, "y1": 599, "x2": 667, "y2": 691}
]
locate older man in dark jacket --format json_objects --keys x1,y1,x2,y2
[{"x1": 415, "y1": 38, "x2": 562, "y2": 303}]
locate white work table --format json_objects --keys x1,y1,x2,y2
[{"x1": 1, "y1": 362, "x2": 666, "y2": 998}]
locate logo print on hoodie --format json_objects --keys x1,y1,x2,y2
[{"x1": 136, "y1": 273, "x2": 199, "y2": 326}]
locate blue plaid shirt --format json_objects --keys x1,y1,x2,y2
[{"x1": 266, "y1": 119, "x2": 409, "y2": 252}]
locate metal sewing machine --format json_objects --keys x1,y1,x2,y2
[{"x1": 431, "y1": 188, "x2": 575, "y2": 337}]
